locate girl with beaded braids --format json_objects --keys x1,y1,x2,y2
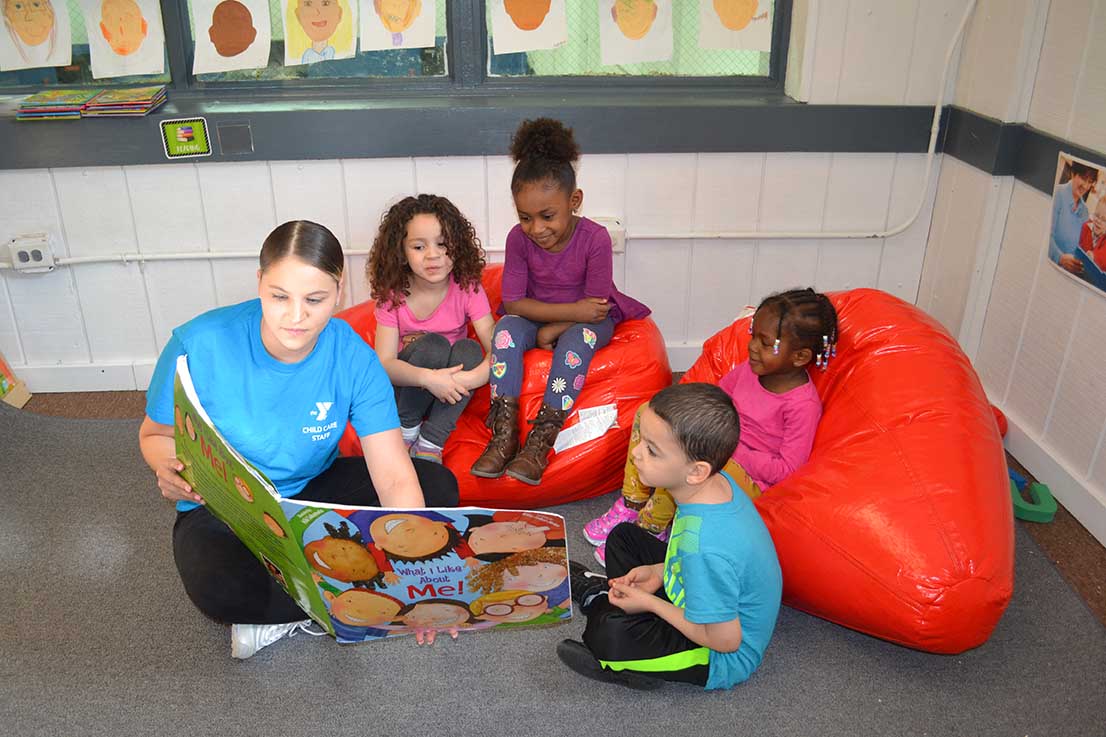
[
  {"x1": 584, "y1": 288, "x2": 837, "y2": 567},
  {"x1": 471, "y1": 118, "x2": 651, "y2": 486}
]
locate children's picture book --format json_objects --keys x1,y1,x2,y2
[
  {"x1": 0, "y1": 351, "x2": 31, "y2": 408},
  {"x1": 1073, "y1": 247, "x2": 1106, "y2": 293},
  {"x1": 81, "y1": 84, "x2": 167, "y2": 116},
  {"x1": 173, "y1": 355, "x2": 573, "y2": 643}
]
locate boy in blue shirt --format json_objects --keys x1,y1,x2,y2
[{"x1": 559, "y1": 383, "x2": 783, "y2": 690}]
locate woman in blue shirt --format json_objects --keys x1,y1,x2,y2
[
  {"x1": 139, "y1": 220, "x2": 458, "y2": 658},
  {"x1": 1050, "y1": 162, "x2": 1098, "y2": 274}
]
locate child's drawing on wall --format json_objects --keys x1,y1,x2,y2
[
  {"x1": 488, "y1": 0, "x2": 565, "y2": 55},
  {"x1": 0, "y1": 0, "x2": 72, "y2": 71},
  {"x1": 283, "y1": 0, "x2": 356, "y2": 65},
  {"x1": 191, "y1": 0, "x2": 270, "y2": 75},
  {"x1": 360, "y1": 0, "x2": 434, "y2": 51},
  {"x1": 699, "y1": 0, "x2": 773, "y2": 51},
  {"x1": 80, "y1": 0, "x2": 165, "y2": 77},
  {"x1": 598, "y1": 0, "x2": 671, "y2": 65}
]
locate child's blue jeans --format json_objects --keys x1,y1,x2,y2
[{"x1": 489, "y1": 315, "x2": 615, "y2": 412}]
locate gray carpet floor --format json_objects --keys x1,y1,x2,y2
[{"x1": 2, "y1": 402, "x2": 1104, "y2": 737}]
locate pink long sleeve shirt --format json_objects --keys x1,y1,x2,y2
[{"x1": 719, "y1": 361, "x2": 822, "y2": 491}]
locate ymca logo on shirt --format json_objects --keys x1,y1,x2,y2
[{"x1": 303, "y1": 400, "x2": 338, "y2": 441}]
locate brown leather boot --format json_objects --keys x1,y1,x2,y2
[
  {"x1": 504, "y1": 404, "x2": 569, "y2": 486},
  {"x1": 470, "y1": 395, "x2": 520, "y2": 478}
]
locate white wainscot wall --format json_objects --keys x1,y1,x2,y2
[
  {"x1": 974, "y1": 182, "x2": 1106, "y2": 546},
  {"x1": 0, "y1": 151, "x2": 940, "y2": 391}
]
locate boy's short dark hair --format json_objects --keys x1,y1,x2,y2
[{"x1": 648, "y1": 383, "x2": 740, "y2": 474}]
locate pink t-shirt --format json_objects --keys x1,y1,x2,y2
[
  {"x1": 719, "y1": 360, "x2": 822, "y2": 491},
  {"x1": 374, "y1": 279, "x2": 492, "y2": 345}
]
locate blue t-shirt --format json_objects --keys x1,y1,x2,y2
[
  {"x1": 663, "y1": 472, "x2": 783, "y2": 690},
  {"x1": 1050, "y1": 180, "x2": 1090, "y2": 262},
  {"x1": 146, "y1": 299, "x2": 399, "y2": 513}
]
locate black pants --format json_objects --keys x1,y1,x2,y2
[
  {"x1": 395, "y1": 334, "x2": 483, "y2": 447},
  {"x1": 582, "y1": 523, "x2": 710, "y2": 687},
  {"x1": 172, "y1": 457, "x2": 459, "y2": 624}
]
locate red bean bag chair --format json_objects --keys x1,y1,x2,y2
[
  {"x1": 683, "y1": 289, "x2": 1013, "y2": 654},
  {"x1": 334, "y1": 264, "x2": 672, "y2": 508}
]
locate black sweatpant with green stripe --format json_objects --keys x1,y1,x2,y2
[{"x1": 582, "y1": 523, "x2": 710, "y2": 686}]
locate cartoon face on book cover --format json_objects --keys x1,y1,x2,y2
[{"x1": 284, "y1": 506, "x2": 573, "y2": 642}]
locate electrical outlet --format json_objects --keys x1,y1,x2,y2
[
  {"x1": 8, "y1": 233, "x2": 56, "y2": 273},
  {"x1": 592, "y1": 217, "x2": 626, "y2": 254}
]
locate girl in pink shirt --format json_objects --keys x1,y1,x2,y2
[
  {"x1": 585, "y1": 288, "x2": 837, "y2": 566},
  {"x1": 368, "y1": 195, "x2": 495, "y2": 464}
]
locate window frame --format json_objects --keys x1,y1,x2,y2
[{"x1": 0, "y1": 0, "x2": 791, "y2": 96}]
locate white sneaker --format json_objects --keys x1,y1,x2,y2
[{"x1": 230, "y1": 619, "x2": 322, "y2": 659}]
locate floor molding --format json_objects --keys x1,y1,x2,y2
[{"x1": 1003, "y1": 406, "x2": 1106, "y2": 549}]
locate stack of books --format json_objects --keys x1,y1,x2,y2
[
  {"x1": 81, "y1": 85, "x2": 167, "y2": 117},
  {"x1": 16, "y1": 89, "x2": 102, "y2": 121}
]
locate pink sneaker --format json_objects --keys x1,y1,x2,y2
[
  {"x1": 595, "y1": 527, "x2": 668, "y2": 568},
  {"x1": 583, "y1": 497, "x2": 639, "y2": 546}
]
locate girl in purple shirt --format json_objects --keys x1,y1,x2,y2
[{"x1": 471, "y1": 118, "x2": 650, "y2": 486}]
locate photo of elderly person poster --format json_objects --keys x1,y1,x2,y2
[
  {"x1": 1049, "y1": 152, "x2": 1106, "y2": 294},
  {"x1": 80, "y1": 0, "x2": 165, "y2": 77},
  {"x1": 0, "y1": 0, "x2": 72, "y2": 71},
  {"x1": 191, "y1": 0, "x2": 271, "y2": 74}
]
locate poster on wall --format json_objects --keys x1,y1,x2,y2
[
  {"x1": 698, "y1": 0, "x2": 772, "y2": 51},
  {"x1": 191, "y1": 0, "x2": 271, "y2": 74},
  {"x1": 361, "y1": 0, "x2": 435, "y2": 51},
  {"x1": 599, "y1": 0, "x2": 672, "y2": 66},
  {"x1": 0, "y1": 0, "x2": 73, "y2": 71},
  {"x1": 1048, "y1": 152, "x2": 1106, "y2": 294},
  {"x1": 488, "y1": 0, "x2": 567, "y2": 55},
  {"x1": 281, "y1": 0, "x2": 357, "y2": 66},
  {"x1": 80, "y1": 0, "x2": 166, "y2": 78}
]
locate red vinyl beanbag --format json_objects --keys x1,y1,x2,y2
[
  {"x1": 335, "y1": 265, "x2": 672, "y2": 508},
  {"x1": 683, "y1": 288, "x2": 1014, "y2": 654}
]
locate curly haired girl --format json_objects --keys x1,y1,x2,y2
[{"x1": 367, "y1": 194, "x2": 495, "y2": 463}]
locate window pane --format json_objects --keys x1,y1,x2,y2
[
  {"x1": 188, "y1": 0, "x2": 447, "y2": 83},
  {"x1": 488, "y1": 1, "x2": 771, "y2": 78},
  {"x1": 0, "y1": 0, "x2": 171, "y2": 87}
]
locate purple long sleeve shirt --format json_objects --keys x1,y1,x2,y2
[{"x1": 500, "y1": 217, "x2": 650, "y2": 323}]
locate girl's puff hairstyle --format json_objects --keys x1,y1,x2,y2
[
  {"x1": 259, "y1": 220, "x2": 344, "y2": 282},
  {"x1": 648, "y1": 383, "x2": 740, "y2": 475},
  {"x1": 754, "y1": 288, "x2": 839, "y2": 370},
  {"x1": 368, "y1": 194, "x2": 486, "y2": 309},
  {"x1": 509, "y1": 117, "x2": 580, "y2": 195}
]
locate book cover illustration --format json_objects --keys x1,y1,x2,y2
[
  {"x1": 1074, "y1": 247, "x2": 1106, "y2": 292},
  {"x1": 173, "y1": 355, "x2": 572, "y2": 643}
]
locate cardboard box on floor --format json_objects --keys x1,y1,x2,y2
[{"x1": 0, "y1": 353, "x2": 30, "y2": 408}]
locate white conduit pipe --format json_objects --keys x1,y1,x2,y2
[{"x1": 1, "y1": 0, "x2": 976, "y2": 271}]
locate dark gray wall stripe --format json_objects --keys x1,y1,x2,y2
[
  {"x1": 0, "y1": 100, "x2": 937, "y2": 170},
  {"x1": 941, "y1": 105, "x2": 1106, "y2": 196},
  {"x1": 941, "y1": 106, "x2": 1021, "y2": 177}
]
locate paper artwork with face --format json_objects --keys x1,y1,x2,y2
[{"x1": 0, "y1": 0, "x2": 72, "y2": 72}]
